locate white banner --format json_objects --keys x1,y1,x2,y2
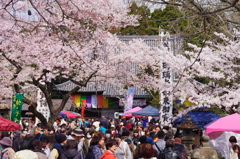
[
  {"x1": 35, "y1": 82, "x2": 50, "y2": 124},
  {"x1": 159, "y1": 62, "x2": 173, "y2": 125}
]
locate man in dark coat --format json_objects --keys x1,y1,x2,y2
[
  {"x1": 12, "y1": 130, "x2": 23, "y2": 152},
  {"x1": 100, "y1": 116, "x2": 109, "y2": 129}
]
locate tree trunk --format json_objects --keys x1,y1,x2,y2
[{"x1": 47, "y1": 114, "x2": 58, "y2": 128}]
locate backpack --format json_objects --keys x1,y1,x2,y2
[{"x1": 155, "y1": 143, "x2": 164, "y2": 159}]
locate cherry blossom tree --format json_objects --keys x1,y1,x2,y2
[
  {"x1": 0, "y1": 0, "x2": 164, "y2": 127},
  {"x1": 0, "y1": 0, "x2": 240, "y2": 127}
]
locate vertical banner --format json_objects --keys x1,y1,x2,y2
[
  {"x1": 81, "y1": 99, "x2": 86, "y2": 117},
  {"x1": 124, "y1": 88, "x2": 134, "y2": 112},
  {"x1": 91, "y1": 95, "x2": 97, "y2": 108},
  {"x1": 74, "y1": 95, "x2": 81, "y2": 107},
  {"x1": 97, "y1": 95, "x2": 103, "y2": 108},
  {"x1": 11, "y1": 94, "x2": 24, "y2": 123},
  {"x1": 103, "y1": 98, "x2": 108, "y2": 108},
  {"x1": 86, "y1": 95, "x2": 92, "y2": 108},
  {"x1": 160, "y1": 62, "x2": 173, "y2": 125},
  {"x1": 36, "y1": 87, "x2": 50, "y2": 124}
]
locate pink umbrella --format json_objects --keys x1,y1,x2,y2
[
  {"x1": 61, "y1": 111, "x2": 80, "y2": 118},
  {"x1": 205, "y1": 113, "x2": 240, "y2": 135},
  {"x1": 123, "y1": 107, "x2": 142, "y2": 117}
]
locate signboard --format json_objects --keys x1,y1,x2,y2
[
  {"x1": 35, "y1": 87, "x2": 50, "y2": 124},
  {"x1": 11, "y1": 94, "x2": 24, "y2": 123},
  {"x1": 159, "y1": 62, "x2": 173, "y2": 125}
]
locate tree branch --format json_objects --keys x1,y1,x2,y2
[{"x1": 199, "y1": 0, "x2": 240, "y2": 15}]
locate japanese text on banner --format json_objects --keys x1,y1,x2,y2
[
  {"x1": 160, "y1": 62, "x2": 173, "y2": 125},
  {"x1": 11, "y1": 94, "x2": 24, "y2": 123}
]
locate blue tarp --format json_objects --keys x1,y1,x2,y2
[
  {"x1": 58, "y1": 112, "x2": 67, "y2": 118},
  {"x1": 173, "y1": 111, "x2": 221, "y2": 128},
  {"x1": 132, "y1": 105, "x2": 159, "y2": 116}
]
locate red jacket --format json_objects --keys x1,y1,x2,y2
[{"x1": 100, "y1": 150, "x2": 116, "y2": 159}]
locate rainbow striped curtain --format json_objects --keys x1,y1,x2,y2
[{"x1": 70, "y1": 94, "x2": 115, "y2": 108}]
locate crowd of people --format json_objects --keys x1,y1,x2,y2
[{"x1": 0, "y1": 115, "x2": 238, "y2": 159}]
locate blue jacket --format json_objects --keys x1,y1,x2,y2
[{"x1": 86, "y1": 145, "x2": 103, "y2": 159}]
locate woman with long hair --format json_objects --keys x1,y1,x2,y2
[
  {"x1": 140, "y1": 143, "x2": 156, "y2": 159},
  {"x1": 86, "y1": 132, "x2": 105, "y2": 159}
]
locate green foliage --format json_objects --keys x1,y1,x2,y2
[{"x1": 117, "y1": 2, "x2": 155, "y2": 35}]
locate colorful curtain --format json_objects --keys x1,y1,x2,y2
[
  {"x1": 86, "y1": 95, "x2": 92, "y2": 108},
  {"x1": 97, "y1": 95, "x2": 103, "y2": 108},
  {"x1": 71, "y1": 94, "x2": 116, "y2": 108},
  {"x1": 91, "y1": 95, "x2": 97, "y2": 108}
]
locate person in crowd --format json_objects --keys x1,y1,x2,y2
[
  {"x1": 115, "y1": 134, "x2": 132, "y2": 159},
  {"x1": 71, "y1": 128, "x2": 86, "y2": 157},
  {"x1": 146, "y1": 132, "x2": 156, "y2": 145},
  {"x1": 105, "y1": 130, "x2": 112, "y2": 139},
  {"x1": 121, "y1": 130, "x2": 130, "y2": 141},
  {"x1": 232, "y1": 144, "x2": 240, "y2": 159},
  {"x1": 173, "y1": 137, "x2": 188, "y2": 159},
  {"x1": 132, "y1": 130, "x2": 140, "y2": 147},
  {"x1": 92, "y1": 119, "x2": 100, "y2": 131},
  {"x1": 99, "y1": 124, "x2": 107, "y2": 134},
  {"x1": 191, "y1": 135, "x2": 219, "y2": 159},
  {"x1": 126, "y1": 121, "x2": 132, "y2": 130},
  {"x1": 84, "y1": 131, "x2": 93, "y2": 154},
  {"x1": 100, "y1": 139, "x2": 118, "y2": 159},
  {"x1": 31, "y1": 139, "x2": 47, "y2": 159},
  {"x1": 138, "y1": 126, "x2": 145, "y2": 136},
  {"x1": 12, "y1": 131, "x2": 22, "y2": 152},
  {"x1": 117, "y1": 122, "x2": 125, "y2": 136},
  {"x1": 125, "y1": 138, "x2": 134, "y2": 153},
  {"x1": 192, "y1": 130, "x2": 201, "y2": 149},
  {"x1": 153, "y1": 130, "x2": 165, "y2": 157},
  {"x1": 53, "y1": 119, "x2": 61, "y2": 131},
  {"x1": 162, "y1": 139, "x2": 180, "y2": 159},
  {"x1": 69, "y1": 119, "x2": 76, "y2": 130},
  {"x1": 40, "y1": 134, "x2": 50, "y2": 157},
  {"x1": 140, "y1": 143, "x2": 157, "y2": 159},
  {"x1": 84, "y1": 118, "x2": 90, "y2": 128},
  {"x1": 110, "y1": 125, "x2": 117, "y2": 135},
  {"x1": 14, "y1": 136, "x2": 38, "y2": 159},
  {"x1": 229, "y1": 136, "x2": 239, "y2": 159},
  {"x1": 34, "y1": 123, "x2": 43, "y2": 135},
  {"x1": 0, "y1": 137, "x2": 15, "y2": 159},
  {"x1": 61, "y1": 139, "x2": 82, "y2": 159},
  {"x1": 49, "y1": 133, "x2": 67, "y2": 159},
  {"x1": 100, "y1": 116, "x2": 109, "y2": 129},
  {"x1": 134, "y1": 135, "x2": 147, "y2": 159},
  {"x1": 86, "y1": 132, "x2": 105, "y2": 159}
]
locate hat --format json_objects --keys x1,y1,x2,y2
[
  {"x1": 146, "y1": 137, "x2": 155, "y2": 145},
  {"x1": 201, "y1": 135, "x2": 210, "y2": 142},
  {"x1": 71, "y1": 128, "x2": 85, "y2": 137},
  {"x1": 120, "y1": 122, "x2": 124, "y2": 126},
  {"x1": 174, "y1": 138, "x2": 182, "y2": 144},
  {"x1": 56, "y1": 134, "x2": 67, "y2": 144},
  {"x1": 125, "y1": 138, "x2": 132, "y2": 144},
  {"x1": 0, "y1": 137, "x2": 12, "y2": 147}
]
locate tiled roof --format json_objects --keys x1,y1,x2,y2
[{"x1": 53, "y1": 81, "x2": 150, "y2": 98}]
